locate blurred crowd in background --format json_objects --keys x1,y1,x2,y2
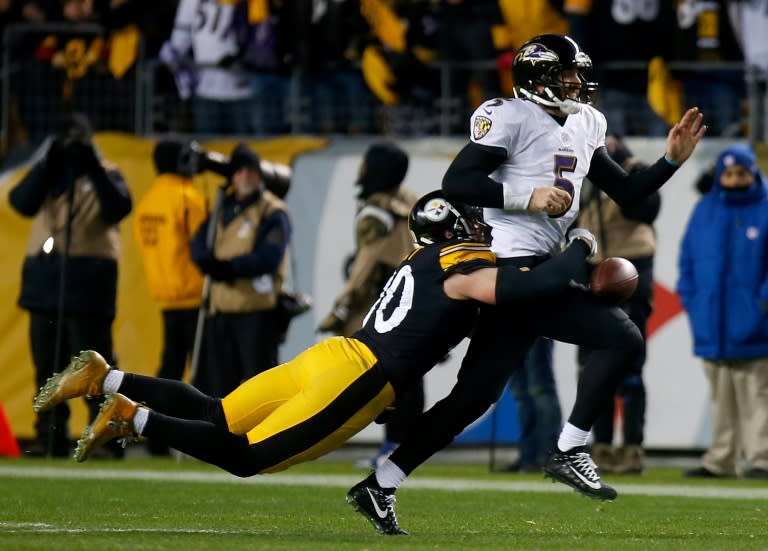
[{"x1": 0, "y1": 0, "x2": 766, "y2": 167}]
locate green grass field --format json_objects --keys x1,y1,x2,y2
[{"x1": 1, "y1": 456, "x2": 767, "y2": 550}]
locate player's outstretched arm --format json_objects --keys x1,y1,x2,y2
[
  {"x1": 590, "y1": 108, "x2": 707, "y2": 208},
  {"x1": 444, "y1": 236, "x2": 593, "y2": 304}
]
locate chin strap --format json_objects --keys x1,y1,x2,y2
[{"x1": 518, "y1": 86, "x2": 582, "y2": 115}]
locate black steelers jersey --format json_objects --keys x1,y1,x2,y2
[{"x1": 353, "y1": 239, "x2": 495, "y2": 393}]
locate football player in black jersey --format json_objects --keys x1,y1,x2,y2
[
  {"x1": 347, "y1": 34, "x2": 705, "y2": 527},
  {"x1": 33, "y1": 190, "x2": 595, "y2": 532}
]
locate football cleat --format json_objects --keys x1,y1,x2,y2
[
  {"x1": 74, "y1": 393, "x2": 138, "y2": 463},
  {"x1": 33, "y1": 350, "x2": 111, "y2": 413},
  {"x1": 543, "y1": 446, "x2": 617, "y2": 500},
  {"x1": 346, "y1": 477, "x2": 408, "y2": 535}
]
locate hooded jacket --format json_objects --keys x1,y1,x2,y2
[{"x1": 677, "y1": 144, "x2": 768, "y2": 360}]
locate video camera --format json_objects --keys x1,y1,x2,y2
[
  {"x1": 178, "y1": 142, "x2": 292, "y2": 199},
  {"x1": 47, "y1": 115, "x2": 99, "y2": 178}
]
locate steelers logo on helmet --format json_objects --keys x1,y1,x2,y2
[
  {"x1": 423, "y1": 198, "x2": 451, "y2": 222},
  {"x1": 410, "y1": 190, "x2": 489, "y2": 247}
]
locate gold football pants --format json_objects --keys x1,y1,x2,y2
[{"x1": 221, "y1": 336, "x2": 395, "y2": 473}]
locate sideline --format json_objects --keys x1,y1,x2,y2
[{"x1": 1, "y1": 464, "x2": 767, "y2": 500}]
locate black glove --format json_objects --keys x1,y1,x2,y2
[
  {"x1": 197, "y1": 254, "x2": 235, "y2": 282},
  {"x1": 67, "y1": 141, "x2": 102, "y2": 176},
  {"x1": 207, "y1": 259, "x2": 235, "y2": 282},
  {"x1": 46, "y1": 138, "x2": 69, "y2": 174}
]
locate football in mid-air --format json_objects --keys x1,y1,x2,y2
[{"x1": 590, "y1": 257, "x2": 639, "y2": 304}]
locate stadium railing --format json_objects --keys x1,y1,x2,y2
[{"x1": 1, "y1": 22, "x2": 766, "y2": 162}]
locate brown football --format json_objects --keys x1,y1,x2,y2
[{"x1": 590, "y1": 257, "x2": 639, "y2": 304}]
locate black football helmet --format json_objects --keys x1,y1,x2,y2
[
  {"x1": 409, "y1": 190, "x2": 487, "y2": 246},
  {"x1": 512, "y1": 34, "x2": 598, "y2": 114}
]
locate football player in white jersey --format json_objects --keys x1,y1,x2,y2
[
  {"x1": 160, "y1": 0, "x2": 254, "y2": 133},
  {"x1": 349, "y1": 34, "x2": 706, "y2": 525}
]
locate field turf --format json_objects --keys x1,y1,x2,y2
[{"x1": 1, "y1": 456, "x2": 766, "y2": 550}]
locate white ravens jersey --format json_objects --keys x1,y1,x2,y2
[
  {"x1": 168, "y1": 0, "x2": 252, "y2": 101},
  {"x1": 470, "y1": 98, "x2": 606, "y2": 257}
]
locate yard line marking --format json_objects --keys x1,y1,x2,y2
[
  {"x1": 0, "y1": 522, "x2": 271, "y2": 535},
  {"x1": 1, "y1": 465, "x2": 766, "y2": 500}
]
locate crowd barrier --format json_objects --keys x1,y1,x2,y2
[{"x1": 2, "y1": 22, "x2": 767, "y2": 157}]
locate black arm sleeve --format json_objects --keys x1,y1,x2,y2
[
  {"x1": 8, "y1": 162, "x2": 49, "y2": 216},
  {"x1": 442, "y1": 142, "x2": 507, "y2": 208},
  {"x1": 91, "y1": 167, "x2": 133, "y2": 224},
  {"x1": 495, "y1": 241, "x2": 590, "y2": 304},
  {"x1": 587, "y1": 146, "x2": 678, "y2": 209}
]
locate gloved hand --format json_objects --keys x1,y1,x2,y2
[
  {"x1": 197, "y1": 253, "x2": 235, "y2": 282},
  {"x1": 46, "y1": 138, "x2": 69, "y2": 174},
  {"x1": 316, "y1": 304, "x2": 348, "y2": 334},
  {"x1": 207, "y1": 259, "x2": 234, "y2": 282},
  {"x1": 68, "y1": 141, "x2": 102, "y2": 177},
  {"x1": 567, "y1": 228, "x2": 598, "y2": 258}
]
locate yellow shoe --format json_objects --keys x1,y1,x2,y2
[
  {"x1": 74, "y1": 393, "x2": 138, "y2": 463},
  {"x1": 33, "y1": 350, "x2": 111, "y2": 413}
]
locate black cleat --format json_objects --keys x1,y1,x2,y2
[
  {"x1": 543, "y1": 446, "x2": 618, "y2": 500},
  {"x1": 346, "y1": 477, "x2": 408, "y2": 535}
]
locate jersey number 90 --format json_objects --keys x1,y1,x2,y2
[{"x1": 362, "y1": 265, "x2": 414, "y2": 333}]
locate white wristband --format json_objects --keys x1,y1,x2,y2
[{"x1": 502, "y1": 182, "x2": 532, "y2": 211}]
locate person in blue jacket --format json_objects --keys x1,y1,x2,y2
[{"x1": 677, "y1": 143, "x2": 768, "y2": 479}]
